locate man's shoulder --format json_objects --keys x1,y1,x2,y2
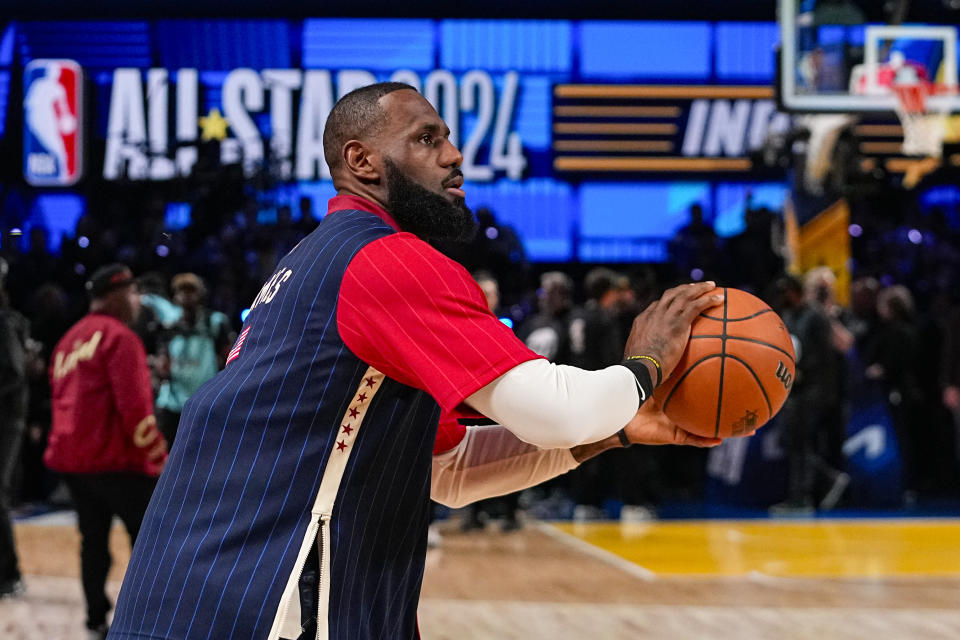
[
  {"x1": 82, "y1": 314, "x2": 141, "y2": 344},
  {"x1": 350, "y1": 231, "x2": 465, "y2": 281},
  {"x1": 297, "y1": 210, "x2": 399, "y2": 268}
]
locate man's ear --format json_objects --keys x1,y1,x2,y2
[{"x1": 343, "y1": 140, "x2": 381, "y2": 182}]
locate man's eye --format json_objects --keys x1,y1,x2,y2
[{"x1": 419, "y1": 133, "x2": 433, "y2": 145}]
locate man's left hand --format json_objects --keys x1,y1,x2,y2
[{"x1": 621, "y1": 397, "x2": 723, "y2": 447}]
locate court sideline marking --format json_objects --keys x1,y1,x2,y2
[{"x1": 534, "y1": 521, "x2": 657, "y2": 582}]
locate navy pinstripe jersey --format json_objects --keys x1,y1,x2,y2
[{"x1": 108, "y1": 195, "x2": 537, "y2": 640}]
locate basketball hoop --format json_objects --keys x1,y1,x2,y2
[{"x1": 892, "y1": 82, "x2": 955, "y2": 157}]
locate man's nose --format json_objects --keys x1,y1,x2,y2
[{"x1": 440, "y1": 138, "x2": 462, "y2": 168}]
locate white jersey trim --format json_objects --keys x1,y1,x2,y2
[{"x1": 267, "y1": 366, "x2": 385, "y2": 640}]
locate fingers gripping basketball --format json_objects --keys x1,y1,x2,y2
[
  {"x1": 624, "y1": 282, "x2": 724, "y2": 380},
  {"x1": 655, "y1": 287, "x2": 796, "y2": 439}
]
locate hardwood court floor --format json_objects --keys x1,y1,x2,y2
[{"x1": 3, "y1": 516, "x2": 960, "y2": 639}]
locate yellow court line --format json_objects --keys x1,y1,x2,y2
[{"x1": 550, "y1": 519, "x2": 960, "y2": 579}]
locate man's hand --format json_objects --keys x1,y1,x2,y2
[
  {"x1": 621, "y1": 397, "x2": 722, "y2": 447},
  {"x1": 623, "y1": 282, "x2": 723, "y2": 381},
  {"x1": 569, "y1": 397, "x2": 725, "y2": 463}
]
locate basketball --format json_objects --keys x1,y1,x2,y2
[{"x1": 656, "y1": 287, "x2": 796, "y2": 439}]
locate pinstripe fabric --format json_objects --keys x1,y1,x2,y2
[
  {"x1": 108, "y1": 209, "x2": 437, "y2": 640},
  {"x1": 109, "y1": 196, "x2": 538, "y2": 640},
  {"x1": 337, "y1": 232, "x2": 541, "y2": 413}
]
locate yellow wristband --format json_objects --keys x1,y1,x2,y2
[{"x1": 625, "y1": 354, "x2": 662, "y2": 386}]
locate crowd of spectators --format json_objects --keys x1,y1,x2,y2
[{"x1": 0, "y1": 188, "x2": 959, "y2": 532}]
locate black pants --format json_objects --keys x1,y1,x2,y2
[
  {"x1": 63, "y1": 473, "x2": 157, "y2": 630},
  {"x1": 781, "y1": 392, "x2": 843, "y2": 503},
  {"x1": 0, "y1": 417, "x2": 25, "y2": 585}
]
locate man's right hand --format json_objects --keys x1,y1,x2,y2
[{"x1": 623, "y1": 282, "x2": 723, "y2": 382}]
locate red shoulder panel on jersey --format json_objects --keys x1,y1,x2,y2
[{"x1": 337, "y1": 232, "x2": 541, "y2": 415}]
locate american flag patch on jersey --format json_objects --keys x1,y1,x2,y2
[{"x1": 226, "y1": 326, "x2": 250, "y2": 365}]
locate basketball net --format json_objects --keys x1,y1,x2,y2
[{"x1": 892, "y1": 82, "x2": 954, "y2": 157}]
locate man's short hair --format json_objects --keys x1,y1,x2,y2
[
  {"x1": 803, "y1": 266, "x2": 836, "y2": 296},
  {"x1": 471, "y1": 270, "x2": 497, "y2": 286},
  {"x1": 775, "y1": 274, "x2": 804, "y2": 296},
  {"x1": 584, "y1": 268, "x2": 620, "y2": 301},
  {"x1": 878, "y1": 284, "x2": 914, "y2": 319},
  {"x1": 540, "y1": 271, "x2": 573, "y2": 294},
  {"x1": 322, "y1": 82, "x2": 416, "y2": 174},
  {"x1": 172, "y1": 272, "x2": 206, "y2": 296}
]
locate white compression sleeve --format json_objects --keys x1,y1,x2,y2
[
  {"x1": 465, "y1": 359, "x2": 640, "y2": 449},
  {"x1": 431, "y1": 424, "x2": 579, "y2": 508}
]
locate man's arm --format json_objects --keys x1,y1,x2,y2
[
  {"x1": 105, "y1": 329, "x2": 168, "y2": 464},
  {"x1": 339, "y1": 234, "x2": 721, "y2": 451},
  {"x1": 431, "y1": 424, "x2": 578, "y2": 508},
  {"x1": 463, "y1": 360, "x2": 642, "y2": 449},
  {"x1": 464, "y1": 283, "x2": 723, "y2": 449},
  {"x1": 431, "y1": 399, "x2": 720, "y2": 508}
]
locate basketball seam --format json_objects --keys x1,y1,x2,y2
[
  {"x1": 688, "y1": 334, "x2": 796, "y2": 365},
  {"x1": 714, "y1": 288, "x2": 728, "y2": 439},
  {"x1": 723, "y1": 354, "x2": 773, "y2": 416},
  {"x1": 699, "y1": 308, "x2": 773, "y2": 322},
  {"x1": 661, "y1": 352, "x2": 773, "y2": 436},
  {"x1": 660, "y1": 354, "x2": 724, "y2": 413}
]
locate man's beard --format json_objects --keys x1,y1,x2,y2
[{"x1": 384, "y1": 159, "x2": 477, "y2": 243}]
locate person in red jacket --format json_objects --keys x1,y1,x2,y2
[{"x1": 45, "y1": 263, "x2": 167, "y2": 640}]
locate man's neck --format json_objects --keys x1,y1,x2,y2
[{"x1": 337, "y1": 187, "x2": 387, "y2": 211}]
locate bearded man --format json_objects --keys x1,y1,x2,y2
[{"x1": 109, "y1": 83, "x2": 722, "y2": 640}]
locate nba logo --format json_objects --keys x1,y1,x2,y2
[{"x1": 23, "y1": 59, "x2": 83, "y2": 186}]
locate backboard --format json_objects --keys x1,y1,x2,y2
[{"x1": 779, "y1": 0, "x2": 960, "y2": 113}]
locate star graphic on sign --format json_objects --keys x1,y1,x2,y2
[
  {"x1": 364, "y1": 377, "x2": 377, "y2": 388},
  {"x1": 357, "y1": 393, "x2": 368, "y2": 403},
  {"x1": 198, "y1": 107, "x2": 230, "y2": 141},
  {"x1": 336, "y1": 440, "x2": 347, "y2": 452},
  {"x1": 341, "y1": 424, "x2": 354, "y2": 435},
  {"x1": 349, "y1": 407, "x2": 360, "y2": 419}
]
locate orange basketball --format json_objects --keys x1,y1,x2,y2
[{"x1": 655, "y1": 287, "x2": 796, "y2": 439}]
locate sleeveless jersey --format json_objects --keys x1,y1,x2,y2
[{"x1": 109, "y1": 195, "x2": 536, "y2": 640}]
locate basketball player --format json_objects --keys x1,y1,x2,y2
[{"x1": 108, "y1": 83, "x2": 722, "y2": 640}]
